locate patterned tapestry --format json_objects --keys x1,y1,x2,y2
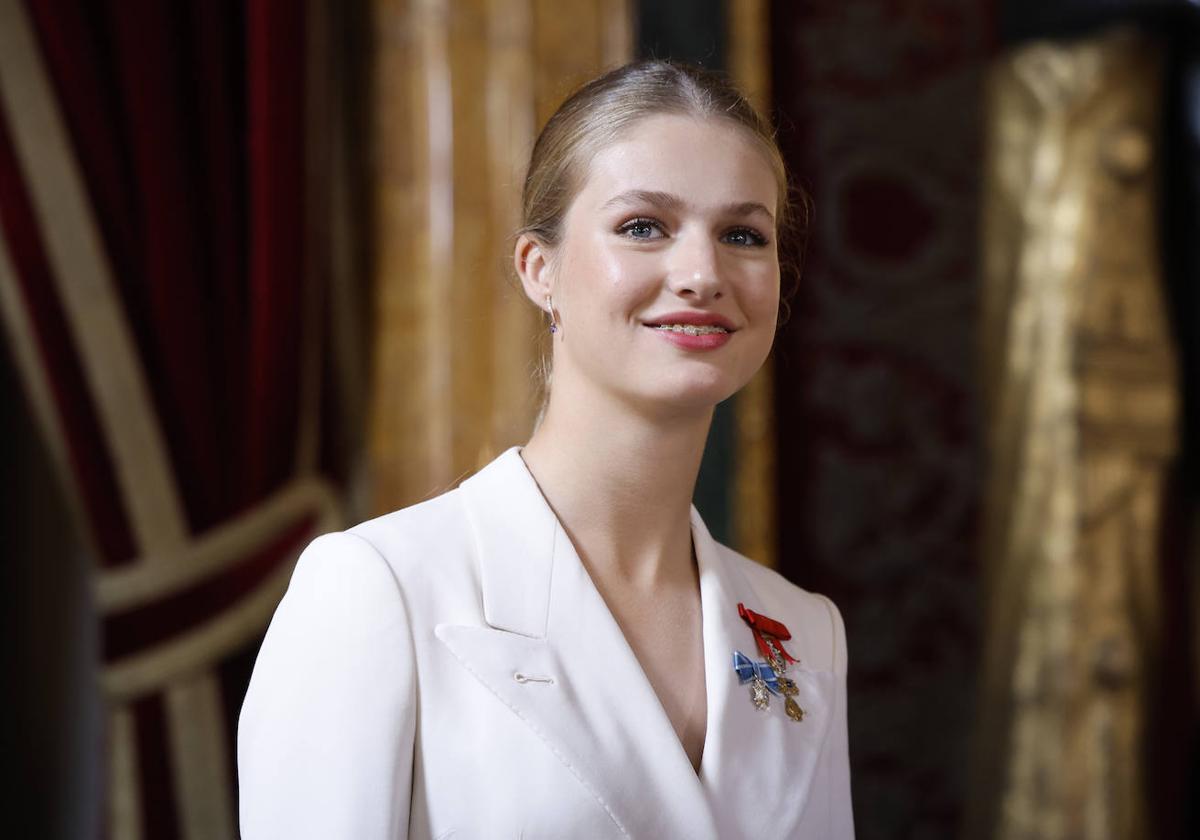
[{"x1": 769, "y1": 2, "x2": 993, "y2": 837}]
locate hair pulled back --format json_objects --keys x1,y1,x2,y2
[{"x1": 518, "y1": 60, "x2": 802, "y2": 258}]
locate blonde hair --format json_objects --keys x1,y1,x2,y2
[{"x1": 519, "y1": 59, "x2": 799, "y2": 248}]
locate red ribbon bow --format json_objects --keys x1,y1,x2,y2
[{"x1": 738, "y1": 603, "x2": 799, "y2": 664}]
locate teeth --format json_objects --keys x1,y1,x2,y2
[{"x1": 652, "y1": 324, "x2": 729, "y2": 335}]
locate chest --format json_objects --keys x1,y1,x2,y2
[
  {"x1": 605, "y1": 589, "x2": 708, "y2": 771},
  {"x1": 420, "y1": 555, "x2": 845, "y2": 840}
]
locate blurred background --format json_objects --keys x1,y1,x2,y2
[{"x1": 1, "y1": 0, "x2": 1198, "y2": 838}]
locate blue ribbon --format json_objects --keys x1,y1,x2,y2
[{"x1": 732, "y1": 650, "x2": 780, "y2": 695}]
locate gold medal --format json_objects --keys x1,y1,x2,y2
[
  {"x1": 766, "y1": 639, "x2": 806, "y2": 724},
  {"x1": 778, "y1": 676, "x2": 805, "y2": 721}
]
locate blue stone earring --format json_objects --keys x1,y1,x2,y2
[{"x1": 546, "y1": 294, "x2": 558, "y2": 334}]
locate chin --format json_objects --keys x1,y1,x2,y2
[{"x1": 629, "y1": 374, "x2": 744, "y2": 416}]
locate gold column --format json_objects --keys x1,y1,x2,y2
[
  {"x1": 727, "y1": 0, "x2": 777, "y2": 568},
  {"x1": 968, "y1": 28, "x2": 1177, "y2": 840},
  {"x1": 369, "y1": 0, "x2": 632, "y2": 512}
]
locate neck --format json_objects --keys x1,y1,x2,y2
[{"x1": 519, "y1": 374, "x2": 713, "y2": 591}]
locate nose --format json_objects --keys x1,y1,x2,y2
[{"x1": 666, "y1": 232, "x2": 723, "y2": 301}]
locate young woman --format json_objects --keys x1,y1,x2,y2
[{"x1": 238, "y1": 60, "x2": 853, "y2": 840}]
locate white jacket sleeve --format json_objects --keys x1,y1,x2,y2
[
  {"x1": 826, "y1": 596, "x2": 855, "y2": 839},
  {"x1": 238, "y1": 531, "x2": 417, "y2": 839}
]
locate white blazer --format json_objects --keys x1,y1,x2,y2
[{"x1": 238, "y1": 447, "x2": 854, "y2": 839}]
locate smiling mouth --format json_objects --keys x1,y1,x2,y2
[{"x1": 648, "y1": 323, "x2": 731, "y2": 335}]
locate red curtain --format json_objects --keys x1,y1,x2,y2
[
  {"x1": 21, "y1": 0, "x2": 306, "y2": 534},
  {"x1": 0, "y1": 1, "x2": 329, "y2": 835}
]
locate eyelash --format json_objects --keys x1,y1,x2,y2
[
  {"x1": 617, "y1": 218, "x2": 663, "y2": 240},
  {"x1": 725, "y1": 227, "x2": 771, "y2": 248},
  {"x1": 616, "y1": 217, "x2": 770, "y2": 248}
]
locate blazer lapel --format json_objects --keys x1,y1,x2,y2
[
  {"x1": 692, "y1": 508, "x2": 837, "y2": 838},
  {"x1": 439, "y1": 447, "x2": 720, "y2": 839}
]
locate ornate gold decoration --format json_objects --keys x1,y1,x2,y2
[
  {"x1": 780, "y1": 677, "x2": 805, "y2": 721},
  {"x1": 969, "y1": 28, "x2": 1177, "y2": 840},
  {"x1": 766, "y1": 639, "x2": 805, "y2": 722}
]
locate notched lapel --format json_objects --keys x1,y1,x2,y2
[
  {"x1": 458, "y1": 448, "x2": 555, "y2": 639},
  {"x1": 451, "y1": 449, "x2": 720, "y2": 840},
  {"x1": 433, "y1": 624, "x2": 554, "y2": 689},
  {"x1": 692, "y1": 508, "x2": 838, "y2": 838},
  {"x1": 434, "y1": 610, "x2": 720, "y2": 840},
  {"x1": 434, "y1": 624, "x2": 629, "y2": 838},
  {"x1": 452, "y1": 454, "x2": 841, "y2": 840}
]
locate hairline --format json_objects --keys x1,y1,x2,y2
[{"x1": 520, "y1": 109, "x2": 788, "y2": 247}]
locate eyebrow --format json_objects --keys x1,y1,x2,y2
[{"x1": 600, "y1": 189, "x2": 775, "y2": 224}]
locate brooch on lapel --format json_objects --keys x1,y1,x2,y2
[{"x1": 732, "y1": 603, "x2": 805, "y2": 722}]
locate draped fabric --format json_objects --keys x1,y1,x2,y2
[
  {"x1": 968, "y1": 26, "x2": 1183, "y2": 840},
  {"x1": 963, "y1": 3, "x2": 1200, "y2": 837},
  {"x1": 0, "y1": 0, "x2": 343, "y2": 835},
  {"x1": 22, "y1": 0, "x2": 305, "y2": 527}
]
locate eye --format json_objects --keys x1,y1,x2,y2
[
  {"x1": 723, "y1": 227, "x2": 770, "y2": 248},
  {"x1": 617, "y1": 217, "x2": 666, "y2": 240}
]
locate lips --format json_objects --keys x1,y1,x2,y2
[
  {"x1": 642, "y1": 310, "x2": 737, "y2": 351},
  {"x1": 641, "y1": 311, "x2": 737, "y2": 331}
]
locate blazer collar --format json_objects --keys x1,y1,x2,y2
[
  {"x1": 448, "y1": 446, "x2": 833, "y2": 838},
  {"x1": 458, "y1": 446, "x2": 556, "y2": 638}
]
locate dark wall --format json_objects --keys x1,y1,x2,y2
[
  {"x1": 770, "y1": 3, "x2": 994, "y2": 838},
  {"x1": 634, "y1": 0, "x2": 736, "y2": 545},
  {"x1": 1, "y1": 340, "x2": 100, "y2": 839},
  {"x1": 636, "y1": 0, "x2": 725, "y2": 67}
]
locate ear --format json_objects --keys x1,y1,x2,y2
[{"x1": 513, "y1": 232, "x2": 554, "y2": 309}]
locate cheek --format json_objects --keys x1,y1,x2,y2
[
  {"x1": 741, "y1": 267, "x2": 781, "y2": 317},
  {"x1": 565, "y1": 242, "x2": 660, "y2": 318},
  {"x1": 562, "y1": 233, "x2": 628, "y2": 290},
  {"x1": 599, "y1": 250, "x2": 634, "y2": 290},
  {"x1": 595, "y1": 239, "x2": 664, "y2": 294}
]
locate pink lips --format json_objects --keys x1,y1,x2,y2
[{"x1": 642, "y1": 311, "x2": 736, "y2": 352}]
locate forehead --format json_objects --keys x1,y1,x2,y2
[{"x1": 572, "y1": 114, "x2": 778, "y2": 215}]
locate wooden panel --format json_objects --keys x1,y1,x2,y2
[
  {"x1": 371, "y1": 0, "x2": 430, "y2": 504},
  {"x1": 726, "y1": 0, "x2": 776, "y2": 567},
  {"x1": 369, "y1": 0, "x2": 632, "y2": 511},
  {"x1": 484, "y1": 0, "x2": 539, "y2": 461}
]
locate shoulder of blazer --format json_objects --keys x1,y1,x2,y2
[
  {"x1": 341, "y1": 485, "x2": 475, "y2": 584},
  {"x1": 278, "y1": 530, "x2": 410, "y2": 639},
  {"x1": 713, "y1": 541, "x2": 848, "y2": 676}
]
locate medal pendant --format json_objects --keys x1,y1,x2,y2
[
  {"x1": 735, "y1": 606, "x2": 805, "y2": 722},
  {"x1": 777, "y1": 676, "x2": 805, "y2": 722},
  {"x1": 750, "y1": 675, "x2": 770, "y2": 710}
]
